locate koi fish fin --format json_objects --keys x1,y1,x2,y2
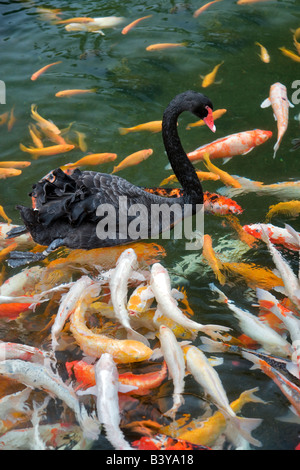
[
  {"x1": 273, "y1": 140, "x2": 280, "y2": 158},
  {"x1": 127, "y1": 327, "x2": 150, "y2": 347},
  {"x1": 288, "y1": 100, "x2": 295, "y2": 108},
  {"x1": 118, "y1": 383, "x2": 138, "y2": 393},
  {"x1": 208, "y1": 356, "x2": 224, "y2": 367},
  {"x1": 171, "y1": 288, "x2": 185, "y2": 301},
  {"x1": 77, "y1": 386, "x2": 97, "y2": 396},
  {"x1": 209, "y1": 283, "x2": 228, "y2": 303},
  {"x1": 242, "y1": 146, "x2": 255, "y2": 155},
  {"x1": 273, "y1": 113, "x2": 277, "y2": 121},
  {"x1": 239, "y1": 387, "x2": 268, "y2": 405},
  {"x1": 286, "y1": 361, "x2": 300, "y2": 380},
  {"x1": 229, "y1": 415, "x2": 262, "y2": 447},
  {"x1": 260, "y1": 97, "x2": 271, "y2": 108},
  {"x1": 150, "y1": 347, "x2": 163, "y2": 361},
  {"x1": 222, "y1": 158, "x2": 231, "y2": 164},
  {"x1": 200, "y1": 336, "x2": 229, "y2": 353}
]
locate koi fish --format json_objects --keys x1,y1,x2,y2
[
  {"x1": 237, "y1": 0, "x2": 272, "y2": 3},
  {"x1": 121, "y1": 15, "x2": 152, "y2": 34},
  {"x1": 7, "y1": 106, "x2": 16, "y2": 132},
  {"x1": 61, "y1": 153, "x2": 117, "y2": 170},
  {"x1": 127, "y1": 284, "x2": 155, "y2": 314},
  {"x1": 55, "y1": 88, "x2": 97, "y2": 98},
  {"x1": 202, "y1": 153, "x2": 242, "y2": 188},
  {"x1": 155, "y1": 325, "x2": 187, "y2": 419},
  {"x1": 210, "y1": 284, "x2": 293, "y2": 358},
  {"x1": 0, "y1": 341, "x2": 51, "y2": 364},
  {"x1": 74, "y1": 131, "x2": 87, "y2": 151},
  {"x1": 0, "y1": 161, "x2": 30, "y2": 169},
  {"x1": 221, "y1": 261, "x2": 284, "y2": 290},
  {"x1": 160, "y1": 171, "x2": 220, "y2": 186},
  {"x1": 266, "y1": 200, "x2": 300, "y2": 221},
  {"x1": 193, "y1": 0, "x2": 222, "y2": 18},
  {"x1": 187, "y1": 129, "x2": 272, "y2": 163},
  {"x1": 279, "y1": 47, "x2": 300, "y2": 63},
  {"x1": 0, "y1": 388, "x2": 32, "y2": 434},
  {"x1": 0, "y1": 359, "x2": 100, "y2": 440},
  {"x1": 183, "y1": 344, "x2": 262, "y2": 447},
  {"x1": 30, "y1": 104, "x2": 61, "y2": 135},
  {"x1": 242, "y1": 223, "x2": 300, "y2": 251},
  {"x1": 201, "y1": 61, "x2": 224, "y2": 88},
  {"x1": 56, "y1": 17, "x2": 95, "y2": 24},
  {"x1": 186, "y1": 109, "x2": 227, "y2": 129},
  {"x1": 132, "y1": 434, "x2": 211, "y2": 450},
  {"x1": 51, "y1": 276, "x2": 98, "y2": 351},
  {"x1": 255, "y1": 42, "x2": 270, "y2": 63},
  {"x1": 217, "y1": 176, "x2": 300, "y2": 200},
  {"x1": 225, "y1": 215, "x2": 258, "y2": 248},
  {"x1": 161, "y1": 387, "x2": 266, "y2": 448},
  {"x1": 150, "y1": 263, "x2": 231, "y2": 340},
  {"x1": 261, "y1": 82, "x2": 294, "y2": 158},
  {"x1": 0, "y1": 302, "x2": 32, "y2": 321},
  {"x1": 69, "y1": 285, "x2": 153, "y2": 364},
  {"x1": 0, "y1": 205, "x2": 11, "y2": 224},
  {"x1": 293, "y1": 28, "x2": 300, "y2": 55},
  {"x1": 0, "y1": 168, "x2": 22, "y2": 178},
  {"x1": 19, "y1": 142, "x2": 75, "y2": 158},
  {"x1": 65, "y1": 23, "x2": 105, "y2": 34},
  {"x1": 202, "y1": 234, "x2": 226, "y2": 285},
  {"x1": 0, "y1": 111, "x2": 9, "y2": 126},
  {"x1": 31, "y1": 61, "x2": 62, "y2": 81},
  {"x1": 242, "y1": 350, "x2": 300, "y2": 417},
  {"x1": 119, "y1": 120, "x2": 162, "y2": 135},
  {"x1": 109, "y1": 248, "x2": 150, "y2": 346},
  {"x1": 0, "y1": 266, "x2": 43, "y2": 297},
  {"x1": 146, "y1": 43, "x2": 187, "y2": 51},
  {"x1": 112, "y1": 149, "x2": 153, "y2": 174}
]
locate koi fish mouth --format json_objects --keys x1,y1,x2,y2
[{"x1": 203, "y1": 106, "x2": 216, "y2": 133}]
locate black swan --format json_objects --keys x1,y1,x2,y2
[{"x1": 7, "y1": 90, "x2": 215, "y2": 267}]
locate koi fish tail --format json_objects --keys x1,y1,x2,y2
[
  {"x1": 200, "y1": 336, "x2": 230, "y2": 353},
  {"x1": 230, "y1": 415, "x2": 262, "y2": 448},
  {"x1": 164, "y1": 393, "x2": 185, "y2": 419},
  {"x1": 78, "y1": 406, "x2": 101, "y2": 441},
  {"x1": 126, "y1": 327, "x2": 150, "y2": 347},
  {"x1": 200, "y1": 324, "x2": 231, "y2": 341},
  {"x1": 273, "y1": 139, "x2": 281, "y2": 159}
]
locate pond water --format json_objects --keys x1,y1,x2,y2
[{"x1": 0, "y1": 0, "x2": 300, "y2": 451}]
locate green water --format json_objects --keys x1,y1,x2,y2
[{"x1": 1, "y1": 0, "x2": 300, "y2": 451}]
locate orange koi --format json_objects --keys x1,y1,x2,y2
[
  {"x1": 188, "y1": 129, "x2": 272, "y2": 163},
  {"x1": 193, "y1": 0, "x2": 222, "y2": 18},
  {"x1": 28, "y1": 123, "x2": 44, "y2": 148},
  {"x1": 0, "y1": 161, "x2": 30, "y2": 169},
  {"x1": 7, "y1": 106, "x2": 16, "y2": 132},
  {"x1": 265, "y1": 200, "x2": 300, "y2": 221},
  {"x1": 56, "y1": 17, "x2": 95, "y2": 24},
  {"x1": 0, "y1": 302, "x2": 32, "y2": 321},
  {"x1": 186, "y1": 108, "x2": 227, "y2": 129},
  {"x1": 0, "y1": 112, "x2": 9, "y2": 126},
  {"x1": 255, "y1": 42, "x2": 270, "y2": 63},
  {"x1": 119, "y1": 120, "x2": 162, "y2": 135},
  {"x1": 146, "y1": 43, "x2": 187, "y2": 51},
  {"x1": 279, "y1": 47, "x2": 300, "y2": 63},
  {"x1": 55, "y1": 88, "x2": 97, "y2": 98},
  {"x1": 112, "y1": 149, "x2": 153, "y2": 173},
  {"x1": 159, "y1": 171, "x2": 220, "y2": 186},
  {"x1": 261, "y1": 82, "x2": 294, "y2": 158},
  {"x1": 201, "y1": 61, "x2": 224, "y2": 88},
  {"x1": 74, "y1": 131, "x2": 87, "y2": 151},
  {"x1": 202, "y1": 153, "x2": 242, "y2": 188},
  {"x1": 31, "y1": 61, "x2": 62, "y2": 81},
  {"x1": 225, "y1": 215, "x2": 259, "y2": 248},
  {"x1": 61, "y1": 153, "x2": 117, "y2": 170},
  {"x1": 31, "y1": 104, "x2": 61, "y2": 135},
  {"x1": 202, "y1": 234, "x2": 226, "y2": 285},
  {"x1": 0, "y1": 168, "x2": 22, "y2": 179},
  {"x1": 121, "y1": 15, "x2": 152, "y2": 34},
  {"x1": 19, "y1": 143, "x2": 75, "y2": 159},
  {"x1": 66, "y1": 360, "x2": 168, "y2": 394},
  {"x1": 237, "y1": 0, "x2": 272, "y2": 3},
  {"x1": 0, "y1": 205, "x2": 12, "y2": 224},
  {"x1": 293, "y1": 28, "x2": 300, "y2": 55}
]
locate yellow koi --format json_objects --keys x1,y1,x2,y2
[
  {"x1": 31, "y1": 104, "x2": 61, "y2": 135},
  {"x1": 279, "y1": 46, "x2": 300, "y2": 63},
  {"x1": 112, "y1": 149, "x2": 153, "y2": 174},
  {"x1": 0, "y1": 161, "x2": 30, "y2": 169},
  {"x1": 266, "y1": 200, "x2": 300, "y2": 221},
  {"x1": 119, "y1": 120, "x2": 162, "y2": 135},
  {"x1": 255, "y1": 42, "x2": 270, "y2": 63},
  {"x1": 146, "y1": 42, "x2": 187, "y2": 51},
  {"x1": 0, "y1": 206, "x2": 12, "y2": 224},
  {"x1": 20, "y1": 143, "x2": 75, "y2": 159},
  {"x1": 159, "y1": 171, "x2": 220, "y2": 186},
  {"x1": 55, "y1": 88, "x2": 97, "y2": 98},
  {"x1": 202, "y1": 234, "x2": 226, "y2": 285},
  {"x1": 61, "y1": 153, "x2": 117, "y2": 170},
  {"x1": 202, "y1": 153, "x2": 242, "y2": 188},
  {"x1": 293, "y1": 28, "x2": 300, "y2": 55},
  {"x1": 186, "y1": 109, "x2": 227, "y2": 129},
  {"x1": 201, "y1": 61, "x2": 224, "y2": 88},
  {"x1": 0, "y1": 168, "x2": 22, "y2": 179}
]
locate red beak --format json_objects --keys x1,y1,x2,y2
[{"x1": 203, "y1": 106, "x2": 216, "y2": 133}]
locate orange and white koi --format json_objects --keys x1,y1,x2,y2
[
  {"x1": 187, "y1": 130, "x2": 272, "y2": 163},
  {"x1": 109, "y1": 248, "x2": 150, "y2": 346},
  {"x1": 218, "y1": 176, "x2": 300, "y2": 200},
  {"x1": 64, "y1": 17, "x2": 125, "y2": 34},
  {"x1": 31, "y1": 61, "x2": 62, "y2": 81},
  {"x1": 261, "y1": 82, "x2": 294, "y2": 158},
  {"x1": 70, "y1": 285, "x2": 153, "y2": 364},
  {"x1": 150, "y1": 263, "x2": 230, "y2": 340},
  {"x1": 61, "y1": 153, "x2": 117, "y2": 170},
  {"x1": 202, "y1": 153, "x2": 242, "y2": 188},
  {"x1": 51, "y1": 276, "x2": 98, "y2": 351},
  {"x1": 121, "y1": 15, "x2": 152, "y2": 34},
  {"x1": 255, "y1": 42, "x2": 270, "y2": 63},
  {"x1": 0, "y1": 266, "x2": 43, "y2": 297},
  {"x1": 119, "y1": 120, "x2": 162, "y2": 135},
  {"x1": 0, "y1": 341, "x2": 51, "y2": 364},
  {"x1": 156, "y1": 325, "x2": 187, "y2": 419},
  {"x1": 20, "y1": 142, "x2": 75, "y2": 158},
  {"x1": 127, "y1": 284, "x2": 155, "y2": 315},
  {"x1": 55, "y1": 89, "x2": 97, "y2": 98},
  {"x1": 242, "y1": 350, "x2": 300, "y2": 418},
  {"x1": 210, "y1": 284, "x2": 293, "y2": 358},
  {"x1": 132, "y1": 434, "x2": 210, "y2": 450},
  {"x1": 146, "y1": 43, "x2": 187, "y2": 51},
  {"x1": 186, "y1": 109, "x2": 227, "y2": 129},
  {"x1": 203, "y1": 191, "x2": 243, "y2": 215},
  {"x1": 266, "y1": 200, "x2": 300, "y2": 221},
  {"x1": 0, "y1": 359, "x2": 100, "y2": 440},
  {"x1": 161, "y1": 386, "x2": 266, "y2": 448},
  {"x1": 193, "y1": 0, "x2": 222, "y2": 18},
  {"x1": 183, "y1": 344, "x2": 262, "y2": 447},
  {"x1": 243, "y1": 223, "x2": 300, "y2": 251},
  {"x1": 112, "y1": 149, "x2": 153, "y2": 174},
  {"x1": 201, "y1": 61, "x2": 224, "y2": 88}
]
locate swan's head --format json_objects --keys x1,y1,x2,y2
[{"x1": 181, "y1": 90, "x2": 216, "y2": 133}]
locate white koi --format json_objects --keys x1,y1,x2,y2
[
  {"x1": 109, "y1": 248, "x2": 150, "y2": 346},
  {"x1": 0, "y1": 341, "x2": 52, "y2": 364},
  {"x1": 261, "y1": 82, "x2": 294, "y2": 158},
  {"x1": 184, "y1": 345, "x2": 262, "y2": 447},
  {"x1": 0, "y1": 359, "x2": 100, "y2": 440},
  {"x1": 0, "y1": 266, "x2": 43, "y2": 296},
  {"x1": 0, "y1": 388, "x2": 31, "y2": 431},
  {"x1": 150, "y1": 263, "x2": 231, "y2": 340},
  {"x1": 210, "y1": 284, "x2": 293, "y2": 358}
]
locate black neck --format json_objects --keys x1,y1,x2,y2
[{"x1": 162, "y1": 101, "x2": 203, "y2": 205}]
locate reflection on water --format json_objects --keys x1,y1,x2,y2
[{"x1": 0, "y1": 0, "x2": 300, "y2": 451}]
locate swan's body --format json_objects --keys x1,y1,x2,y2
[{"x1": 7, "y1": 91, "x2": 215, "y2": 267}]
